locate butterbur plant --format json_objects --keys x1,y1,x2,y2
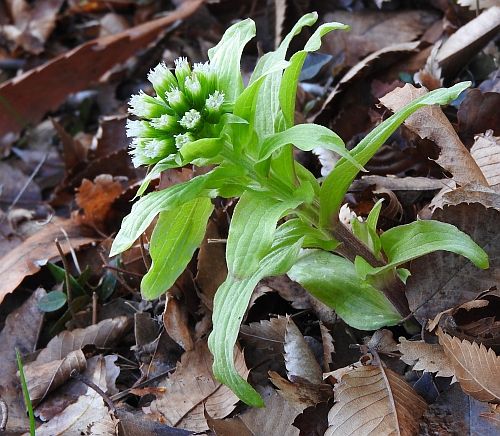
[{"x1": 111, "y1": 13, "x2": 489, "y2": 407}]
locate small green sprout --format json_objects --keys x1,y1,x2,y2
[{"x1": 111, "y1": 12, "x2": 488, "y2": 407}]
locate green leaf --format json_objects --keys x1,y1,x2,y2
[
  {"x1": 208, "y1": 18, "x2": 256, "y2": 102},
  {"x1": 38, "y1": 290, "x2": 67, "y2": 312},
  {"x1": 280, "y1": 22, "x2": 349, "y2": 128},
  {"x1": 209, "y1": 232, "x2": 303, "y2": 407},
  {"x1": 276, "y1": 219, "x2": 338, "y2": 251},
  {"x1": 16, "y1": 349, "x2": 35, "y2": 436},
  {"x1": 226, "y1": 191, "x2": 302, "y2": 278},
  {"x1": 110, "y1": 166, "x2": 235, "y2": 256},
  {"x1": 369, "y1": 220, "x2": 489, "y2": 276},
  {"x1": 179, "y1": 137, "x2": 223, "y2": 163},
  {"x1": 319, "y1": 82, "x2": 471, "y2": 227},
  {"x1": 251, "y1": 12, "x2": 318, "y2": 138},
  {"x1": 46, "y1": 263, "x2": 86, "y2": 296},
  {"x1": 141, "y1": 197, "x2": 213, "y2": 299},
  {"x1": 258, "y1": 124, "x2": 360, "y2": 169},
  {"x1": 288, "y1": 250, "x2": 401, "y2": 330}
]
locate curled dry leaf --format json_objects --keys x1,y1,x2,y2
[
  {"x1": 380, "y1": 83, "x2": 487, "y2": 186},
  {"x1": 0, "y1": 217, "x2": 96, "y2": 304},
  {"x1": 35, "y1": 316, "x2": 132, "y2": 364},
  {"x1": 23, "y1": 349, "x2": 87, "y2": 407},
  {"x1": 240, "y1": 316, "x2": 287, "y2": 355},
  {"x1": 147, "y1": 341, "x2": 248, "y2": 432},
  {"x1": 326, "y1": 364, "x2": 427, "y2": 436},
  {"x1": 436, "y1": 6, "x2": 500, "y2": 78},
  {"x1": 163, "y1": 294, "x2": 194, "y2": 351},
  {"x1": 75, "y1": 175, "x2": 124, "y2": 227},
  {"x1": 319, "y1": 322, "x2": 335, "y2": 371},
  {"x1": 398, "y1": 338, "x2": 455, "y2": 379},
  {"x1": 269, "y1": 371, "x2": 332, "y2": 411},
  {"x1": 437, "y1": 329, "x2": 500, "y2": 403},
  {"x1": 365, "y1": 329, "x2": 399, "y2": 354},
  {"x1": 470, "y1": 131, "x2": 500, "y2": 190},
  {"x1": 284, "y1": 317, "x2": 323, "y2": 384},
  {"x1": 32, "y1": 355, "x2": 118, "y2": 436}
]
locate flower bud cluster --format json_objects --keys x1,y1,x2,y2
[{"x1": 126, "y1": 58, "x2": 226, "y2": 167}]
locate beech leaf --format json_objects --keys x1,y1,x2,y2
[
  {"x1": 437, "y1": 329, "x2": 500, "y2": 403},
  {"x1": 326, "y1": 365, "x2": 427, "y2": 436}
]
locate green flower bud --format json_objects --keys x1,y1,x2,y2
[
  {"x1": 150, "y1": 114, "x2": 179, "y2": 132},
  {"x1": 184, "y1": 75, "x2": 205, "y2": 108},
  {"x1": 147, "y1": 62, "x2": 177, "y2": 100},
  {"x1": 174, "y1": 57, "x2": 191, "y2": 90},
  {"x1": 130, "y1": 137, "x2": 175, "y2": 166},
  {"x1": 193, "y1": 61, "x2": 215, "y2": 93},
  {"x1": 166, "y1": 87, "x2": 189, "y2": 114},
  {"x1": 179, "y1": 109, "x2": 202, "y2": 131},
  {"x1": 126, "y1": 119, "x2": 159, "y2": 138},
  {"x1": 129, "y1": 91, "x2": 168, "y2": 119},
  {"x1": 174, "y1": 132, "x2": 194, "y2": 150}
]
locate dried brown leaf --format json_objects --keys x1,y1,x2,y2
[
  {"x1": 240, "y1": 316, "x2": 287, "y2": 355},
  {"x1": 0, "y1": 288, "x2": 45, "y2": 433},
  {"x1": 75, "y1": 175, "x2": 124, "y2": 226},
  {"x1": 0, "y1": 0, "x2": 204, "y2": 139},
  {"x1": 380, "y1": 83, "x2": 487, "y2": 186},
  {"x1": 24, "y1": 349, "x2": 86, "y2": 407},
  {"x1": 365, "y1": 329, "x2": 399, "y2": 354},
  {"x1": 436, "y1": 6, "x2": 500, "y2": 78},
  {"x1": 470, "y1": 131, "x2": 500, "y2": 190},
  {"x1": 458, "y1": 90, "x2": 500, "y2": 144},
  {"x1": 0, "y1": 217, "x2": 96, "y2": 304},
  {"x1": 406, "y1": 203, "x2": 499, "y2": 322},
  {"x1": 205, "y1": 413, "x2": 253, "y2": 436},
  {"x1": 438, "y1": 329, "x2": 500, "y2": 402},
  {"x1": 319, "y1": 322, "x2": 335, "y2": 371},
  {"x1": 269, "y1": 371, "x2": 333, "y2": 410},
  {"x1": 240, "y1": 385, "x2": 300, "y2": 436},
  {"x1": 398, "y1": 338, "x2": 455, "y2": 378},
  {"x1": 284, "y1": 317, "x2": 323, "y2": 384},
  {"x1": 33, "y1": 355, "x2": 118, "y2": 436},
  {"x1": 35, "y1": 316, "x2": 132, "y2": 364},
  {"x1": 163, "y1": 294, "x2": 194, "y2": 351},
  {"x1": 326, "y1": 365, "x2": 427, "y2": 436},
  {"x1": 147, "y1": 341, "x2": 248, "y2": 432}
]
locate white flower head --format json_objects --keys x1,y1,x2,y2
[
  {"x1": 126, "y1": 119, "x2": 146, "y2": 138},
  {"x1": 150, "y1": 114, "x2": 177, "y2": 131},
  {"x1": 143, "y1": 139, "x2": 164, "y2": 158},
  {"x1": 193, "y1": 61, "x2": 212, "y2": 75},
  {"x1": 166, "y1": 87, "x2": 183, "y2": 105},
  {"x1": 185, "y1": 75, "x2": 202, "y2": 95},
  {"x1": 147, "y1": 62, "x2": 174, "y2": 90},
  {"x1": 205, "y1": 90, "x2": 225, "y2": 111},
  {"x1": 179, "y1": 109, "x2": 201, "y2": 130},
  {"x1": 175, "y1": 133, "x2": 193, "y2": 149},
  {"x1": 174, "y1": 57, "x2": 189, "y2": 70}
]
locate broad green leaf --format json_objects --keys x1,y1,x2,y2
[
  {"x1": 280, "y1": 22, "x2": 349, "y2": 128},
  {"x1": 135, "y1": 156, "x2": 178, "y2": 198},
  {"x1": 110, "y1": 166, "x2": 235, "y2": 256},
  {"x1": 46, "y1": 263, "x2": 86, "y2": 296},
  {"x1": 141, "y1": 198, "x2": 213, "y2": 299},
  {"x1": 38, "y1": 291, "x2": 67, "y2": 312},
  {"x1": 226, "y1": 191, "x2": 302, "y2": 277},
  {"x1": 277, "y1": 219, "x2": 338, "y2": 251},
  {"x1": 366, "y1": 198, "x2": 384, "y2": 234},
  {"x1": 288, "y1": 250, "x2": 401, "y2": 330},
  {"x1": 208, "y1": 18, "x2": 256, "y2": 102},
  {"x1": 251, "y1": 12, "x2": 318, "y2": 138},
  {"x1": 258, "y1": 124, "x2": 360, "y2": 169},
  {"x1": 368, "y1": 220, "x2": 489, "y2": 276},
  {"x1": 179, "y1": 137, "x2": 223, "y2": 163},
  {"x1": 209, "y1": 232, "x2": 303, "y2": 407},
  {"x1": 319, "y1": 82, "x2": 471, "y2": 227}
]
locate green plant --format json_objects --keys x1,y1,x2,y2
[
  {"x1": 16, "y1": 349, "x2": 36, "y2": 435},
  {"x1": 110, "y1": 13, "x2": 488, "y2": 407}
]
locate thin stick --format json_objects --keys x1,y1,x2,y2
[
  {"x1": 102, "y1": 264, "x2": 143, "y2": 277},
  {"x1": 0, "y1": 396, "x2": 7, "y2": 432},
  {"x1": 110, "y1": 367, "x2": 175, "y2": 402},
  {"x1": 92, "y1": 292, "x2": 98, "y2": 325},
  {"x1": 60, "y1": 227, "x2": 81, "y2": 274},
  {"x1": 139, "y1": 234, "x2": 151, "y2": 270},
  {"x1": 70, "y1": 370, "x2": 116, "y2": 413},
  {"x1": 9, "y1": 151, "x2": 48, "y2": 210}
]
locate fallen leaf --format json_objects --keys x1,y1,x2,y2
[
  {"x1": 0, "y1": 160, "x2": 41, "y2": 207},
  {"x1": 326, "y1": 364, "x2": 427, "y2": 436},
  {"x1": 458, "y1": 90, "x2": 500, "y2": 145},
  {"x1": 23, "y1": 349, "x2": 87, "y2": 407},
  {"x1": 118, "y1": 409, "x2": 193, "y2": 436},
  {"x1": 398, "y1": 338, "x2": 455, "y2": 379},
  {"x1": 0, "y1": 217, "x2": 96, "y2": 304},
  {"x1": 436, "y1": 6, "x2": 500, "y2": 78},
  {"x1": 319, "y1": 322, "x2": 335, "y2": 371},
  {"x1": 457, "y1": 0, "x2": 498, "y2": 9},
  {"x1": 33, "y1": 355, "x2": 118, "y2": 436},
  {"x1": 292, "y1": 400, "x2": 332, "y2": 436},
  {"x1": 284, "y1": 317, "x2": 323, "y2": 384},
  {"x1": 470, "y1": 131, "x2": 500, "y2": 189},
  {"x1": 406, "y1": 203, "x2": 499, "y2": 322},
  {"x1": 380, "y1": 83, "x2": 488, "y2": 186},
  {"x1": 365, "y1": 329, "x2": 399, "y2": 354},
  {"x1": 0, "y1": 0, "x2": 205, "y2": 140},
  {"x1": 0, "y1": 288, "x2": 45, "y2": 433},
  {"x1": 440, "y1": 182, "x2": 500, "y2": 211},
  {"x1": 75, "y1": 175, "x2": 124, "y2": 227},
  {"x1": 240, "y1": 385, "x2": 300, "y2": 436},
  {"x1": 205, "y1": 412, "x2": 253, "y2": 436},
  {"x1": 163, "y1": 294, "x2": 194, "y2": 351},
  {"x1": 240, "y1": 316, "x2": 287, "y2": 355},
  {"x1": 35, "y1": 316, "x2": 132, "y2": 364},
  {"x1": 414, "y1": 40, "x2": 443, "y2": 90},
  {"x1": 147, "y1": 340, "x2": 248, "y2": 432},
  {"x1": 269, "y1": 371, "x2": 332, "y2": 410},
  {"x1": 437, "y1": 329, "x2": 500, "y2": 403}
]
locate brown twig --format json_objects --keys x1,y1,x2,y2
[
  {"x1": 139, "y1": 234, "x2": 151, "y2": 270},
  {"x1": 102, "y1": 264, "x2": 143, "y2": 278},
  {"x1": 70, "y1": 370, "x2": 116, "y2": 413},
  {"x1": 92, "y1": 292, "x2": 98, "y2": 325},
  {"x1": 55, "y1": 239, "x2": 76, "y2": 320}
]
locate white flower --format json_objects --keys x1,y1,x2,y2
[
  {"x1": 205, "y1": 90, "x2": 224, "y2": 111},
  {"x1": 193, "y1": 61, "x2": 212, "y2": 75},
  {"x1": 185, "y1": 76, "x2": 202, "y2": 95},
  {"x1": 174, "y1": 57, "x2": 189, "y2": 70},
  {"x1": 166, "y1": 87, "x2": 183, "y2": 105},
  {"x1": 179, "y1": 109, "x2": 201, "y2": 130},
  {"x1": 143, "y1": 139, "x2": 164, "y2": 158},
  {"x1": 174, "y1": 133, "x2": 193, "y2": 149}
]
